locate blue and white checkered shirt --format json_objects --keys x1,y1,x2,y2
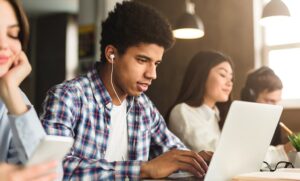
[{"x1": 40, "y1": 65, "x2": 186, "y2": 180}]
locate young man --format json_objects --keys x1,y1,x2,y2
[{"x1": 41, "y1": 1, "x2": 211, "y2": 180}]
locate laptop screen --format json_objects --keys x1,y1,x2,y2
[{"x1": 204, "y1": 101, "x2": 283, "y2": 181}]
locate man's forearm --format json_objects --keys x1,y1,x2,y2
[{"x1": 140, "y1": 162, "x2": 151, "y2": 178}]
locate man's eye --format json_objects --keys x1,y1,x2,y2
[{"x1": 138, "y1": 58, "x2": 147, "y2": 63}]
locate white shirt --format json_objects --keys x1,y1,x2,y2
[
  {"x1": 168, "y1": 103, "x2": 220, "y2": 152},
  {"x1": 105, "y1": 100, "x2": 128, "y2": 161}
]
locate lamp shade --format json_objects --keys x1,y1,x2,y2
[
  {"x1": 260, "y1": 0, "x2": 290, "y2": 26},
  {"x1": 262, "y1": 0, "x2": 290, "y2": 18},
  {"x1": 173, "y1": 12, "x2": 205, "y2": 39}
]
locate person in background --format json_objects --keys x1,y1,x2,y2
[
  {"x1": 241, "y1": 66, "x2": 295, "y2": 166},
  {"x1": 40, "y1": 1, "x2": 212, "y2": 180},
  {"x1": 168, "y1": 50, "x2": 234, "y2": 152},
  {"x1": 0, "y1": 0, "x2": 58, "y2": 180}
]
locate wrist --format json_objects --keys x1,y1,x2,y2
[
  {"x1": 0, "y1": 82, "x2": 18, "y2": 103},
  {"x1": 0, "y1": 85, "x2": 27, "y2": 115},
  {"x1": 140, "y1": 162, "x2": 151, "y2": 178}
]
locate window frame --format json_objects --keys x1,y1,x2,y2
[{"x1": 263, "y1": 42, "x2": 300, "y2": 108}]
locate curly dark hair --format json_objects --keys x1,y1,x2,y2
[{"x1": 100, "y1": 1, "x2": 174, "y2": 63}]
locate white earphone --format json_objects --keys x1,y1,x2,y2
[
  {"x1": 110, "y1": 54, "x2": 115, "y2": 61},
  {"x1": 109, "y1": 53, "x2": 122, "y2": 105},
  {"x1": 109, "y1": 52, "x2": 133, "y2": 112}
]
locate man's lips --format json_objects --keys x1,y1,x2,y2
[{"x1": 137, "y1": 82, "x2": 150, "y2": 92}]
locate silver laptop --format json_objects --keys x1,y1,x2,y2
[{"x1": 204, "y1": 101, "x2": 283, "y2": 181}]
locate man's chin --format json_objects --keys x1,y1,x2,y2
[{"x1": 128, "y1": 90, "x2": 143, "y2": 97}]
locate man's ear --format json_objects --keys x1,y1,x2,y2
[{"x1": 105, "y1": 45, "x2": 116, "y2": 64}]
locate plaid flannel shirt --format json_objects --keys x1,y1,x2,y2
[{"x1": 40, "y1": 65, "x2": 186, "y2": 180}]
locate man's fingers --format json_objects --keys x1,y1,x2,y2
[
  {"x1": 176, "y1": 156, "x2": 205, "y2": 175},
  {"x1": 199, "y1": 151, "x2": 213, "y2": 163},
  {"x1": 177, "y1": 162, "x2": 204, "y2": 178},
  {"x1": 179, "y1": 150, "x2": 208, "y2": 171}
]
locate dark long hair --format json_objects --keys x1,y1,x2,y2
[
  {"x1": 167, "y1": 50, "x2": 234, "y2": 129},
  {"x1": 7, "y1": 0, "x2": 30, "y2": 51}
]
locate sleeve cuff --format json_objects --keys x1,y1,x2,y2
[
  {"x1": 114, "y1": 160, "x2": 142, "y2": 180},
  {"x1": 8, "y1": 105, "x2": 46, "y2": 161}
]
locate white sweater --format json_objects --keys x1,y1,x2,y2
[{"x1": 169, "y1": 103, "x2": 220, "y2": 152}]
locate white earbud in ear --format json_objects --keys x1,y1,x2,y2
[
  {"x1": 109, "y1": 54, "x2": 115, "y2": 61},
  {"x1": 109, "y1": 53, "x2": 122, "y2": 104}
]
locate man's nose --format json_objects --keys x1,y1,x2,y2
[{"x1": 145, "y1": 64, "x2": 157, "y2": 80}]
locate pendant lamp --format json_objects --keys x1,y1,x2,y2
[
  {"x1": 173, "y1": 0, "x2": 204, "y2": 39},
  {"x1": 260, "y1": 0, "x2": 290, "y2": 26}
]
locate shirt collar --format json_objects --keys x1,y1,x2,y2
[
  {"x1": 213, "y1": 106, "x2": 220, "y2": 121},
  {"x1": 201, "y1": 104, "x2": 220, "y2": 122},
  {"x1": 87, "y1": 64, "x2": 135, "y2": 111}
]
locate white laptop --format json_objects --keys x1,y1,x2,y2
[{"x1": 204, "y1": 101, "x2": 283, "y2": 181}]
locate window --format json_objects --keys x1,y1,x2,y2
[{"x1": 263, "y1": 0, "x2": 300, "y2": 107}]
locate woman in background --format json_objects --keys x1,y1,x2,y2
[
  {"x1": 168, "y1": 50, "x2": 234, "y2": 152},
  {"x1": 0, "y1": 0, "x2": 57, "y2": 180},
  {"x1": 241, "y1": 66, "x2": 295, "y2": 166}
]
